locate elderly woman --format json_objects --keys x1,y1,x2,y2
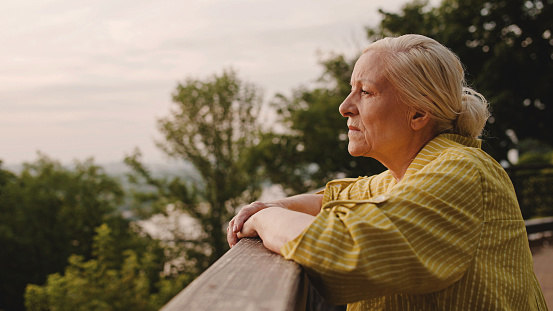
[{"x1": 227, "y1": 34, "x2": 547, "y2": 310}]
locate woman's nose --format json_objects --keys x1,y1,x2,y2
[{"x1": 339, "y1": 93, "x2": 357, "y2": 117}]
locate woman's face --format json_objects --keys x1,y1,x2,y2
[{"x1": 339, "y1": 50, "x2": 413, "y2": 160}]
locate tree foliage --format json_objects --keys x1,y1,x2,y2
[
  {"x1": 0, "y1": 155, "x2": 125, "y2": 311},
  {"x1": 124, "y1": 151, "x2": 212, "y2": 277},
  {"x1": 4, "y1": 155, "x2": 191, "y2": 311},
  {"x1": 24, "y1": 223, "x2": 188, "y2": 311},
  {"x1": 127, "y1": 69, "x2": 265, "y2": 272}
]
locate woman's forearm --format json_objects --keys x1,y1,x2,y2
[{"x1": 271, "y1": 193, "x2": 323, "y2": 216}]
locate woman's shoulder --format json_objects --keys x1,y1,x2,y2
[
  {"x1": 404, "y1": 133, "x2": 506, "y2": 183},
  {"x1": 423, "y1": 134, "x2": 496, "y2": 165},
  {"x1": 419, "y1": 135, "x2": 512, "y2": 190},
  {"x1": 437, "y1": 136, "x2": 501, "y2": 169}
]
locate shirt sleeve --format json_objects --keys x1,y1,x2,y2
[{"x1": 281, "y1": 155, "x2": 484, "y2": 305}]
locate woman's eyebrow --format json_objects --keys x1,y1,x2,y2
[
  {"x1": 351, "y1": 78, "x2": 375, "y2": 85},
  {"x1": 357, "y1": 78, "x2": 379, "y2": 89}
]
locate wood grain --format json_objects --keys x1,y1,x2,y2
[{"x1": 160, "y1": 238, "x2": 307, "y2": 311}]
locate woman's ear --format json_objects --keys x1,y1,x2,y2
[{"x1": 410, "y1": 109, "x2": 432, "y2": 131}]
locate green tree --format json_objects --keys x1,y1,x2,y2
[
  {"x1": 24, "y1": 224, "x2": 189, "y2": 311},
  {"x1": 127, "y1": 69, "x2": 264, "y2": 272},
  {"x1": 124, "y1": 151, "x2": 210, "y2": 277},
  {"x1": 365, "y1": 0, "x2": 553, "y2": 164},
  {"x1": 0, "y1": 155, "x2": 124, "y2": 311}
]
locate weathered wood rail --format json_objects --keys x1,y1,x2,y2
[
  {"x1": 160, "y1": 238, "x2": 309, "y2": 311},
  {"x1": 161, "y1": 218, "x2": 553, "y2": 311}
]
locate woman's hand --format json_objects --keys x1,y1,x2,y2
[
  {"x1": 236, "y1": 207, "x2": 316, "y2": 254},
  {"x1": 227, "y1": 201, "x2": 284, "y2": 248},
  {"x1": 227, "y1": 194, "x2": 323, "y2": 249}
]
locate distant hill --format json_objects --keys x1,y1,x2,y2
[
  {"x1": 102, "y1": 161, "x2": 200, "y2": 181},
  {"x1": 3, "y1": 161, "x2": 200, "y2": 182}
]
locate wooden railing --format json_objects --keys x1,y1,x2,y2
[
  {"x1": 161, "y1": 220, "x2": 553, "y2": 311},
  {"x1": 526, "y1": 217, "x2": 553, "y2": 235},
  {"x1": 160, "y1": 238, "x2": 309, "y2": 311}
]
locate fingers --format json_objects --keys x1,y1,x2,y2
[
  {"x1": 236, "y1": 217, "x2": 258, "y2": 240},
  {"x1": 232, "y1": 201, "x2": 265, "y2": 233},
  {"x1": 227, "y1": 201, "x2": 267, "y2": 248},
  {"x1": 227, "y1": 218, "x2": 239, "y2": 248},
  {"x1": 228, "y1": 201, "x2": 283, "y2": 248}
]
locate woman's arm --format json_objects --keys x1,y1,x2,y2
[
  {"x1": 271, "y1": 193, "x2": 323, "y2": 215},
  {"x1": 227, "y1": 193, "x2": 323, "y2": 248},
  {"x1": 236, "y1": 206, "x2": 316, "y2": 254}
]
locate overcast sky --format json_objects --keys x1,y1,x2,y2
[{"x1": 1, "y1": 0, "x2": 427, "y2": 165}]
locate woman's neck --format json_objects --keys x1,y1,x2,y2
[{"x1": 380, "y1": 132, "x2": 436, "y2": 182}]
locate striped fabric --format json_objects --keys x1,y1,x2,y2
[{"x1": 281, "y1": 134, "x2": 548, "y2": 310}]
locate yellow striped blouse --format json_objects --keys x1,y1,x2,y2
[{"x1": 281, "y1": 134, "x2": 547, "y2": 311}]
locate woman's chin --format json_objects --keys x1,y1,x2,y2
[{"x1": 347, "y1": 146, "x2": 370, "y2": 157}]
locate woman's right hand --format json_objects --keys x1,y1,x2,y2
[{"x1": 227, "y1": 201, "x2": 284, "y2": 248}]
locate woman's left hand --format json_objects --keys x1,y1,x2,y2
[
  {"x1": 228, "y1": 201, "x2": 271, "y2": 248},
  {"x1": 234, "y1": 207, "x2": 316, "y2": 254}
]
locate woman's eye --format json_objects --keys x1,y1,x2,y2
[{"x1": 361, "y1": 89, "x2": 371, "y2": 95}]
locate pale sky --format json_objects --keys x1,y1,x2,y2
[{"x1": 1, "y1": 0, "x2": 424, "y2": 165}]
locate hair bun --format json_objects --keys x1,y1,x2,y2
[{"x1": 455, "y1": 87, "x2": 490, "y2": 138}]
